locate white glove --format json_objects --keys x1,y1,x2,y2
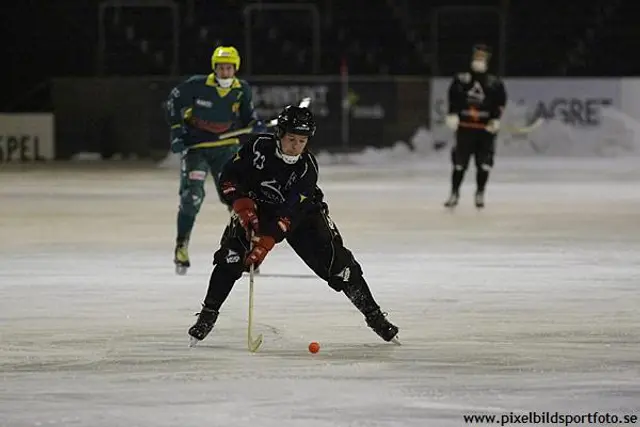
[
  {"x1": 445, "y1": 114, "x2": 459, "y2": 130},
  {"x1": 486, "y1": 119, "x2": 500, "y2": 134}
]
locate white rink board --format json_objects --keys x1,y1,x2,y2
[
  {"x1": 430, "y1": 77, "x2": 640, "y2": 157},
  {"x1": 0, "y1": 113, "x2": 55, "y2": 163},
  {"x1": 0, "y1": 158, "x2": 639, "y2": 427}
]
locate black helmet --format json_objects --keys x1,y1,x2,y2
[{"x1": 276, "y1": 105, "x2": 316, "y2": 138}]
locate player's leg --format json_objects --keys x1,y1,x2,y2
[
  {"x1": 188, "y1": 218, "x2": 249, "y2": 343},
  {"x1": 286, "y1": 208, "x2": 399, "y2": 342},
  {"x1": 473, "y1": 132, "x2": 496, "y2": 208},
  {"x1": 445, "y1": 129, "x2": 473, "y2": 208},
  {"x1": 174, "y1": 150, "x2": 209, "y2": 274}
]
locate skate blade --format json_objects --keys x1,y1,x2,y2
[
  {"x1": 175, "y1": 265, "x2": 189, "y2": 275},
  {"x1": 248, "y1": 334, "x2": 263, "y2": 353},
  {"x1": 189, "y1": 336, "x2": 200, "y2": 348},
  {"x1": 390, "y1": 336, "x2": 401, "y2": 345}
]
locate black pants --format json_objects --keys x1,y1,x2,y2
[
  {"x1": 452, "y1": 128, "x2": 496, "y2": 170},
  {"x1": 202, "y1": 207, "x2": 381, "y2": 316},
  {"x1": 450, "y1": 128, "x2": 496, "y2": 194}
]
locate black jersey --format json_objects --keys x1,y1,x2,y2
[
  {"x1": 448, "y1": 72, "x2": 507, "y2": 130},
  {"x1": 219, "y1": 133, "x2": 320, "y2": 239}
]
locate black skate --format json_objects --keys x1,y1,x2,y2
[
  {"x1": 474, "y1": 191, "x2": 485, "y2": 209},
  {"x1": 174, "y1": 241, "x2": 190, "y2": 275},
  {"x1": 365, "y1": 309, "x2": 400, "y2": 344},
  {"x1": 188, "y1": 306, "x2": 219, "y2": 347},
  {"x1": 444, "y1": 192, "x2": 459, "y2": 208}
]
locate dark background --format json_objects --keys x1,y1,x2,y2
[{"x1": 2, "y1": 0, "x2": 636, "y2": 158}]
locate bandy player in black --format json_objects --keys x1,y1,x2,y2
[
  {"x1": 443, "y1": 44, "x2": 507, "y2": 209},
  {"x1": 187, "y1": 105, "x2": 399, "y2": 346}
]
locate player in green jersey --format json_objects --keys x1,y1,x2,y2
[{"x1": 166, "y1": 46, "x2": 266, "y2": 275}]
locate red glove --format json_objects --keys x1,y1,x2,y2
[
  {"x1": 245, "y1": 235, "x2": 276, "y2": 267},
  {"x1": 232, "y1": 198, "x2": 259, "y2": 234}
]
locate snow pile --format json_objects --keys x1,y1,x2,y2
[
  {"x1": 155, "y1": 105, "x2": 640, "y2": 168},
  {"x1": 314, "y1": 140, "x2": 413, "y2": 166},
  {"x1": 497, "y1": 105, "x2": 640, "y2": 157},
  {"x1": 312, "y1": 126, "x2": 442, "y2": 166}
]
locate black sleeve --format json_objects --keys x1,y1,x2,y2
[
  {"x1": 491, "y1": 80, "x2": 507, "y2": 119},
  {"x1": 269, "y1": 153, "x2": 319, "y2": 241},
  {"x1": 447, "y1": 76, "x2": 465, "y2": 114},
  {"x1": 165, "y1": 80, "x2": 194, "y2": 128},
  {"x1": 218, "y1": 139, "x2": 256, "y2": 206}
]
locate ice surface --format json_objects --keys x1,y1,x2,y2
[{"x1": 1, "y1": 158, "x2": 639, "y2": 427}]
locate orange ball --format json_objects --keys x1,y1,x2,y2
[{"x1": 308, "y1": 341, "x2": 320, "y2": 354}]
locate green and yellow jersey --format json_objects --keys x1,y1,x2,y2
[{"x1": 166, "y1": 73, "x2": 259, "y2": 147}]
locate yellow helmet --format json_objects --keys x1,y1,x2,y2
[{"x1": 211, "y1": 46, "x2": 241, "y2": 71}]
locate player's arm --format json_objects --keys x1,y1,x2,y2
[
  {"x1": 165, "y1": 80, "x2": 196, "y2": 152},
  {"x1": 447, "y1": 75, "x2": 465, "y2": 115},
  {"x1": 485, "y1": 79, "x2": 507, "y2": 134},
  {"x1": 490, "y1": 80, "x2": 507, "y2": 120},
  {"x1": 239, "y1": 81, "x2": 263, "y2": 131},
  {"x1": 269, "y1": 153, "x2": 319, "y2": 242},
  {"x1": 445, "y1": 75, "x2": 464, "y2": 130},
  {"x1": 313, "y1": 185, "x2": 329, "y2": 214},
  {"x1": 166, "y1": 80, "x2": 195, "y2": 131}
]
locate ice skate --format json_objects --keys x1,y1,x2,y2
[
  {"x1": 474, "y1": 191, "x2": 485, "y2": 209},
  {"x1": 365, "y1": 309, "x2": 400, "y2": 344},
  {"x1": 188, "y1": 306, "x2": 219, "y2": 347},
  {"x1": 174, "y1": 241, "x2": 190, "y2": 275},
  {"x1": 444, "y1": 192, "x2": 459, "y2": 208}
]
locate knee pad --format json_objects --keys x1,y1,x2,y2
[
  {"x1": 451, "y1": 147, "x2": 470, "y2": 171},
  {"x1": 327, "y1": 260, "x2": 363, "y2": 292},
  {"x1": 475, "y1": 152, "x2": 495, "y2": 170},
  {"x1": 179, "y1": 179, "x2": 206, "y2": 216}
]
